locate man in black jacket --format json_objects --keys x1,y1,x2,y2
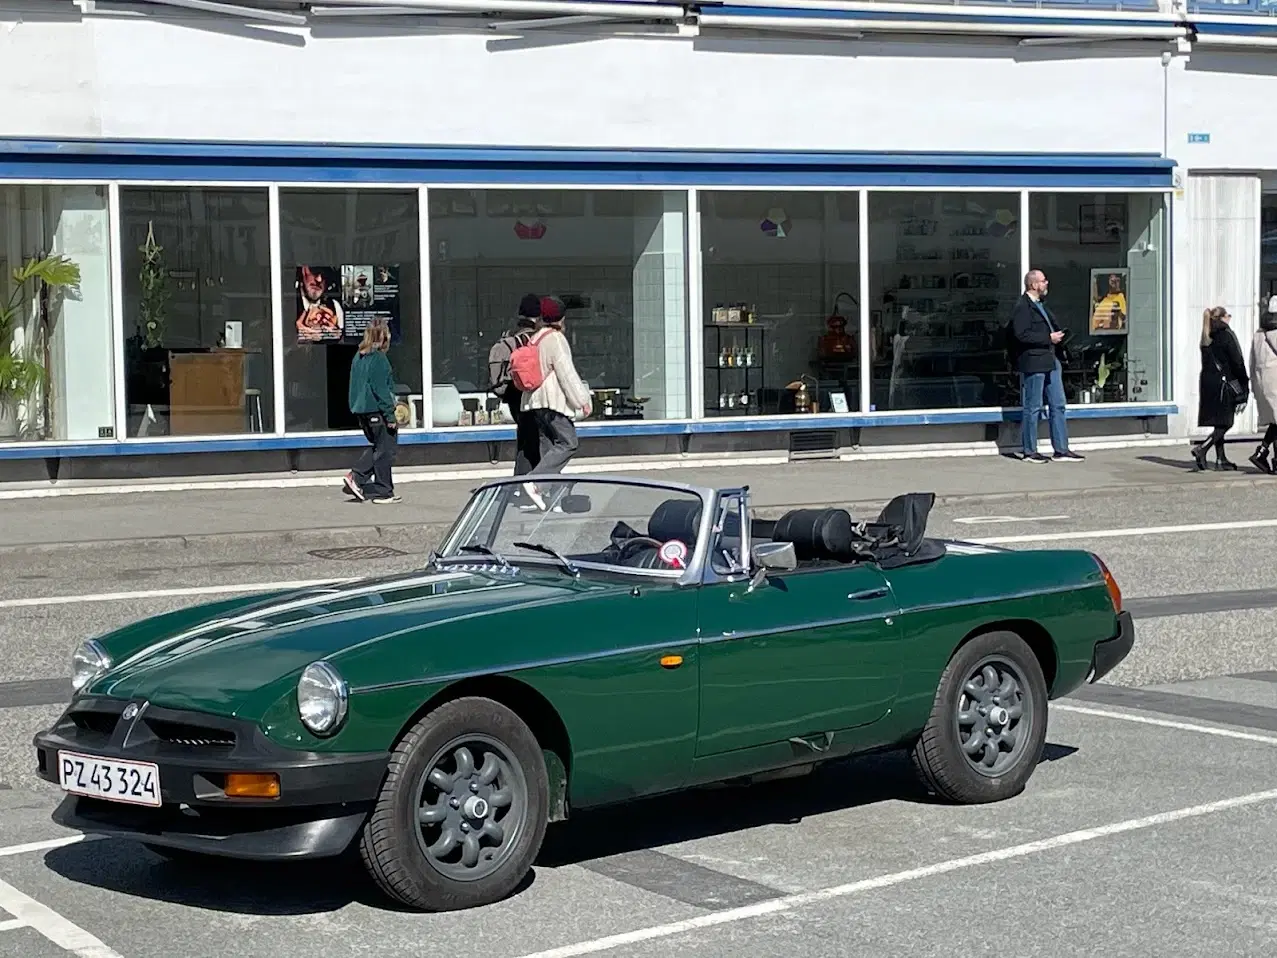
[{"x1": 1009, "y1": 270, "x2": 1084, "y2": 463}]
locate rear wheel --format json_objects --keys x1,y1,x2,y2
[
  {"x1": 358, "y1": 696, "x2": 549, "y2": 911},
  {"x1": 910, "y1": 631, "x2": 1048, "y2": 804}
]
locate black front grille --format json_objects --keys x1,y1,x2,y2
[
  {"x1": 69, "y1": 710, "x2": 120, "y2": 739},
  {"x1": 145, "y1": 718, "x2": 235, "y2": 748}
]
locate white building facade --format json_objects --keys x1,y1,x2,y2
[{"x1": 0, "y1": 0, "x2": 1273, "y2": 478}]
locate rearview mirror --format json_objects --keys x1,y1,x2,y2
[
  {"x1": 747, "y1": 541, "x2": 796, "y2": 591},
  {"x1": 558, "y1": 494, "x2": 592, "y2": 514}
]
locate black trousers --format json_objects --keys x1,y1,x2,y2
[
  {"x1": 1264, "y1": 424, "x2": 1277, "y2": 446},
  {"x1": 527, "y1": 408, "x2": 579, "y2": 475},
  {"x1": 505, "y1": 389, "x2": 539, "y2": 477},
  {"x1": 352, "y1": 412, "x2": 396, "y2": 498}
]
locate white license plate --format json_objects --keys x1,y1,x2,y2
[{"x1": 57, "y1": 751, "x2": 161, "y2": 807}]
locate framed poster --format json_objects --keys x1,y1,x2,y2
[
  {"x1": 296, "y1": 263, "x2": 401, "y2": 345},
  {"x1": 1089, "y1": 268, "x2": 1129, "y2": 336}
]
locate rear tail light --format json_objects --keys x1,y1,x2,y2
[{"x1": 1094, "y1": 554, "x2": 1122, "y2": 613}]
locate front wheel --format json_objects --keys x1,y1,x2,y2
[
  {"x1": 910, "y1": 631, "x2": 1048, "y2": 804},
  {"x1": 358, "y1": 696, "x2": 549, "y2": 911}
]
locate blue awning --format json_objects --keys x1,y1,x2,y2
[{"x1": 0, "y1": 138, "x2": 1176, "y2": 189}]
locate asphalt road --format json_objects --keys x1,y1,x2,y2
[{"x1": 0, "y1": 484, "x2": 1275, "y2": 957}]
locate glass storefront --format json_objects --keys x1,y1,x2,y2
[
  {"x1": 701, "y1": 191, "x2": 860, "y2": 416},
  {"x1": 867, "y1": 191, "x2": 1021, "y2": 411},
  {"x1": 120, "y1": 186, "x2": 273, "y2": 437},
  {"x1": 0, "y1": 184, "x2": 115, "y2": 442},
  {"x1": 280, "y1": 188, "x2": 423, "y2": 432},
  {"x1": 428, "y1": 189, "x2": 689, "y2": 427},
  {"x1": 1028, "y1": 192, "x2": 1167, "y2": 404},
  {"x1": 0, "y1": 180, "x2": 1175, "y2": 449}
]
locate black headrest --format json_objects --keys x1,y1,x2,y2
[
  {"x1": 648, "y1": 498, "x2": 702, "y2": 545},
  {"x1": 771, "y1": 507, "x2": 856, "y2": 562}
]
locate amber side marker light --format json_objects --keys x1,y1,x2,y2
[
  {"x1": 224, "y1": 773, "x2": 281, "y2": 799},
  {"x1": 659, "y1": 655, "x2": 684, "y2": 669},
  {"x1": 1094, "y1": 555, "x2": 1122, "y2": 614}
]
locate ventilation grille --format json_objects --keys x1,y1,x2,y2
[{"x1": 789, "y1": 429, "x2": 839, "y2": 460}]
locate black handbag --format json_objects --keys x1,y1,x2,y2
[{"x1": 1208, "y1": 347, "x2": 1247, "y2": 407}]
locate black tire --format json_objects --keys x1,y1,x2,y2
[
  {"x1": 358, "y1": 696, "x2": 549, "y2": 912},
  {"x1": 910, "y1": 630, "x2": 1049, "y2": 804}
]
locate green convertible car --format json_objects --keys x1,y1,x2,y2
[{"x1": 34, "y1": 475, "x2": 1132, "y2": 912}]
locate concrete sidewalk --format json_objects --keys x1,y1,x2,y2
[{"x1": 1, "y1": 443, "x2": 1268, "y2": 554}]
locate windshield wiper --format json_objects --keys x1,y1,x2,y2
[
  {"x1": 512, "y1": 541, "x2": 578, "y2": 576},
  {"x1": 457, "y1": 544, "x2": 512, "y2": 570}
]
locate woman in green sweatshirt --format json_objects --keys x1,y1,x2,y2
[{"x1": 344, "y1": 320, "x2": 401, "y2": 503}]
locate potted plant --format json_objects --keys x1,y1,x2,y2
[{"x1": 0, "y1": 254, "x2": 81, "y2": 440}]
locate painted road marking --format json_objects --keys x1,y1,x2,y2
[
  {"x1": 0, "y1": 455, "x2": 792, "y2": 501},
  {"x1": 0, "y1": 878, "x2": 124, "y2": 957},
  {"x1": 970, "y1": 517, "x2": 1277, "y2": 545},
  {"x1": 0, "y1": 835, "x2": 101, "y2": 859},
  {"x1": 952, "y1": 515, "x2": 1069, "y2": 525},
  {"x1": 0, "y1": 579, "x2": 356, "y2": 611},
  {"x1": 515, "y1": 788, "x2": 1277, "y2": 958},
  {"x1": 1055, "y1": 703, "x2": 1277, "y2": 746},
  {"x1": 0, "y1": 917, "x2": 25, "y2": 931}
]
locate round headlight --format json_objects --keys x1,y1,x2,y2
[
  {"x1": 70, "y1": 640, "x2": 111, "y2": 692},
  {"x1": 297, "y1": 662, "x2": 348, "y2": 736}
]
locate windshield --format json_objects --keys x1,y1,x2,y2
[{"x1": 438, "y1": 478, "x2": 706, "y2": 577}]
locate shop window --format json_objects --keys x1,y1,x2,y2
[
  {"x1": 1028, "y1": 193, "x2": 1166, "y2": 404},
  {"x1": 701, "y1": 191, "x2": 860, "y2": 416},
  {"x1": 867, "y1": 191, "x2": 1020, "y2": 412},
  {"x1": 428, "y1": 189, "x2": 688, "y2": 427},
  {"x1": 280, "y1": 189, "x2": 422, "y2": 432},
  {"x1": 1, "y1": 185, "x2": 115, "y2": 443},
  {"x1": 120, "y1": 187, "x2": 274, "y2": 437}
]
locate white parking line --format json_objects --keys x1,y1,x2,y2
[
  {"x1": 0, "y1": 579, "x2": 354, "y2": 611},
  {"x1": 952, "y1": 515, "x2": 1069, "y2": 525},
  {"x1": 1054, "y1": 703, "x2": 1277, "y2": 746},
  {"x1": 0, "y1": 835, "x2": 100, "y2": 859},
  {"x1": 970, "y1": 517, "x2": 1277, "y2": 545},
  {"x1": 0, "y1": 917, "x2": 25, "y2": 931},
  {"x1": 515, "y1": 788, "x2": 1277, "y2": 958},
  {"x1": 0, "y1": 878, "x2": 123, "y2": 957}
]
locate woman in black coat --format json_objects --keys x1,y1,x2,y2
[{"x1": 1193, "y1": 306, "x2": 1250, "y2": 471}]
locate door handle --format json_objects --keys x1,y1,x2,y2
[{"x1": 847, "y1": 587, "x2": 889, "y2": 601}]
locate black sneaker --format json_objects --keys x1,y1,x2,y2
[
  {"x1": 1021, "y1": 452, "x2": 1051, "y2": 463},
  {"x1": 1052, "y1": 450, "x2": 1085, "y2": 462}
]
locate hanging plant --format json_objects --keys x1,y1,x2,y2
[{"x1": 137, "y1": 221, "x2": 170, "y2": 350}]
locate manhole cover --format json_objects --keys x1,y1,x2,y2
[{"x1": 308, "y1": 546, "x2": 408, "y2": 561}]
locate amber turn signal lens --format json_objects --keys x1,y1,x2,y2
[
  {"x1": 659, "y1": 654, "x2": 684, "y2": 669},
  {"x1": 1095, "y1": 556, "x2": 1122, "y2": 613},
  {"x1": 224, "y1": 772, "x2": 280, "y2": 798}
]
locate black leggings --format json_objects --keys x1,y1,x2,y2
[
  {"x1": 1264, "y1": 424, "x2": 1277, "y2": 447},
  {"x1": 1196, "y1": 426, "x2": 1231, "y2": 458}
]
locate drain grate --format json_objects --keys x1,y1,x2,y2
[{"x1": 308, "y1": 545, "x2": 408, "y2": 561}]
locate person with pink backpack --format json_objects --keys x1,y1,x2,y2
[{"x1": 510, "y1": 295, "x2": 592, "y2": 507}]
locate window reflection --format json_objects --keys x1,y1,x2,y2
[{"x1": 867, "y1": 192, "x2": 1020, "y2": 411}]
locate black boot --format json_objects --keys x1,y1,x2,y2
[
  {"x1": 1250, "y1": 445, "x2": 1273, "y2": 474},
  {"x1": 1192, "y1": 444, "x2": 1209, "y2": 471},
  {"x1": 1216, "y1": 450, "x2": 1239, "y2": 471}
]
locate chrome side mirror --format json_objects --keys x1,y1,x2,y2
[{"x1": 746, "y1": 541, "x2": 797, "y2": 591}]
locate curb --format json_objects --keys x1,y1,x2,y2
[{"x1": 0, "y1": 473, "x2": 1270, "y2": 556}]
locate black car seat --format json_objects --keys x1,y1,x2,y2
[{"x1": 770, "y1": 507, "x2": 858, "y2": 563}]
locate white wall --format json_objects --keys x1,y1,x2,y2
[
  {"x1": 1169, "y1": 51, "x2": 1277, "y2": 171},
  {"x1": 0, "y1": 16, "x2": 1168, "y2": 154}
]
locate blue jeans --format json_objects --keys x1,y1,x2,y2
[{"x1": 1020, "y1": 359, "x2": 1069, "y2": 455}]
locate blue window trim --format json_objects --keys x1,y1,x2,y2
[
  {"x1": 711, "y1": 5, "x2": 1174, "y2": 27},
  {"x1": 0, "y1": 404, "x2": 1177, "y2": 460},
  {"x1": 0, "y1": 138, "x2": 1176, "y2": 189}
]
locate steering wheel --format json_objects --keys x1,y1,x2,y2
[{"x1": 616, "y1": 535, "x2": 663, "y2": 559}]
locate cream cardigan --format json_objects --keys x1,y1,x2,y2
[{"x1": 519, "y1": 327, "x2": 592, "y2": 417}]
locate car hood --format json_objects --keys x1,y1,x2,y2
[{"x1": 86, "y1": 565, "x2": 582, "y2": 714}]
